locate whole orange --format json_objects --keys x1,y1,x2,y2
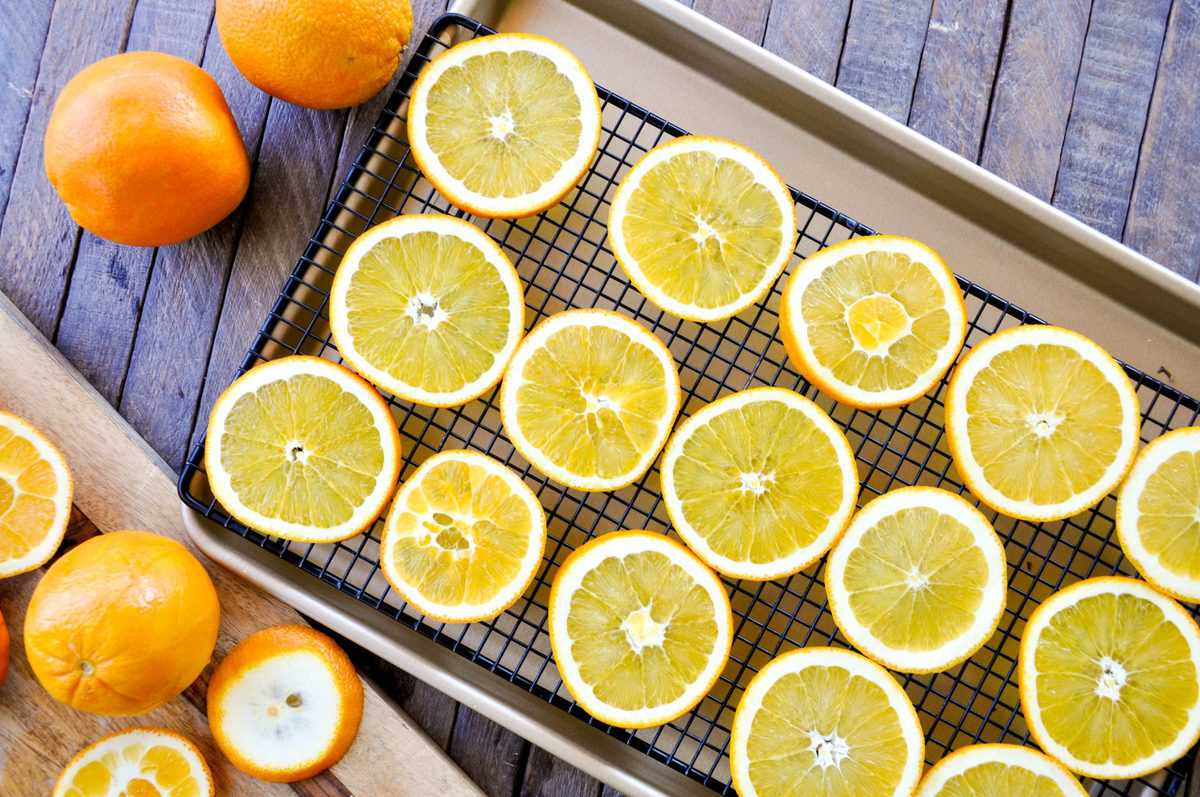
[
  {"x1": 216, "y1": 0, "x2": 413, "y2": 109},
  {"x1": 24, "y1": 530, "x2": 220, "y2": 716},
  {"x1": 44, "y1": 51, "x2": 249, "y2": 247}
]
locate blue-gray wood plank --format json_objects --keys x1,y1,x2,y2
[{"x1": 2, "y1": 1, "x2": 1198, "y2": 795}]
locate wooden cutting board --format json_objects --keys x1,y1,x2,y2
[{"x1": 0, "y1": 288, "x2": 482, "y2": 796}]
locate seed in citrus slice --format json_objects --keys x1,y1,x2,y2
[
  {"x1": 914, "y1": 744, "x2": 1087, "y2": 797},
  {"x1": 1018, "y1": 576, "x2": 1200, "y2": 779},
  {"x1": 730, "y1": 646, "x2": 924, "y2": 797},
  {"x1": 381, "y1": 450, "x2": 546, "y2": 622},
  {"x1": 499, "y1": 309, "x2": 681, "y2": 492},
  {"x1": 205, "y1": 355, "x2": 402, "y2": 542},
  {"x1": 607, "y1": 135, "x2": 797, "y2": 322},
  {"x1": 1117, "y1": 427, "x2": 1200, "y2": 602},
  {"x1": 548, "y1": 530, "x2": 732, "y2": 728},
  {"x1": 52, "y1": 727, "x2": 214, "y2": 797},
  {"x1": 407, "y1": 33, "x2": 602, "y2": 218},
  {"x1": 944, "y1": 325, "x2": 1140, "y2": 522},
  {"x1": 826, "y1": 486, "x2": 1007, "y2": 673},
  {"x1": 660, "y1": 387, "x2": 858, "y2": 580},
  {"x1": 207, "y1": 625, "x2": 364, "y2": 783},
  {"x1": 329, "y1": 214, "x2": 525, "y2": 407},
  {"x1": 0, "y1": 410, "x2": 72, "y2": 578},
  {"x1": 780, "y1": 235, "x2": 967, "y2": 409}
]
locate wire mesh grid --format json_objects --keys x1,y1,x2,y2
[{"x1": 179, "y1": 13, "x2": 1200, "y2": 795}]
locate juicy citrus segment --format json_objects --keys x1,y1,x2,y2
[
  {"x1": 607, "y1": 136, "x2": 797, "y2": 322},
  {"x1": 826, "y1": 487, "x2": 1007, "y2": 673},
  {"x1": 780, "y1": 236, "x2": 967, "y2": 409},
  {"x1": 499, "y1": 309, "x2": 681, "y2": 491},
  {"x1": 53, "y1": 728, "x2": 214, "y2": 797},
  {"x1": 205, "y1": 355, "x2": 402, "y2": 542},
  {"x1": 329, "y1": 214, "x2": 525, "y2": 407},
  {"x1": 407, "y1": 33, "x2": 602, "y2": 218},
  {"x1": 945, "y1": 325, "x2": 1141, "y2": 522},
  {"x1": 0, "y1": 411, "x2": 72, "y2": 578},
  {"x1": 661, "y1": 387, "x2": 858, "y2": 580},
  {"x1": 208, "y1": 625, "x2": 364, "y2": 783},
  {"x1": 915, "y1": 744, "x2": 1087, "y2": 797},
  {"x1": 1117, "y1": 427, "x2": 1200, "y2": 602},
  {"x1": 381, "y1": 450, "x2": 546, "y2": 622},
  {"x1": 548, "y1": 531, "x2": 732, "y2": 728},
  {"x1": 730, "y1": 647, "x2": 924, "y2": 797},
  {"x1": 1019, "y1": 577, "x2": 1200, "y2": 779}
]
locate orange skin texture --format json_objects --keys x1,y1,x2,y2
[
  {"x1": 0, "y1": 608, "x2": 8, "y2": 688},
  {"x1": 44, "y1": 51, "x2": 249, "y2": 247},
  {"x1": 216, "y1": 0, "x2": 413, "y2": 109},
  {"x1": 23, "y1": 530, "x2": 220, "y2": 716},
  {"x1": 207, "y1": 624, "x2": 364, "y2": 782}
]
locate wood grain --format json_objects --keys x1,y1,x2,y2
[
  {"x1": 761, "y1": 0, "x2": 852, "y2": 84},
  {"x1": 979, "y1": 0, "x2": 1090, "y2": 201},
  {"x1": 118, "y1": 22, "x2": 272, "y2": 469},
  {"x1": 1123, "y1": 0, "x2": 1200, "y2": 281},
  {"x1": 1052, "y1": 0, "x2": 1170, "y2": 240},
  {"x1": 908, "y1": 0, "x2": 1007, "y2": 160},
  {"x1": 836, "y1": 0, "x2": 934, "y2": 122},
  {"x1": 0, "y1": 0, "x2": 53, "y2": 221},
  {"x1": 691, "y1": 0, "x2": 771, "y2": 42},
  {"x1": 0, "y1": 287, "x2": 481, "y2": 796},
  {"x1": 520, "y1": 744, "x2": 605, "y2": 797},
  {"x1": 447, "y1": 708, "x2": 528, "y2": 797},
  {"x1": 54, "y1": 0, "x2": 216, "y2": 405},
  {"x1": 0, "y1": 0, "x2": 135, "y2": 337}
]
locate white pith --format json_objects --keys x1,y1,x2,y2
[
  {"x1": 329, "y1": 214, "x2": 525, "y2": 407},
  {"x1": 825, "y1": 487, "x2": 1007, "y2": 673},
  {"x1": 1020, "y1": 577, "x2": 1200, "y2": 779},
  {"x1": 608, "y1": 136, "x2": 797, "y2": 322},
  {"x1": 783, "y1": 236, "x2": 966, "y2": 406},
  {"x1": 660, "y1": 387, "x2": 858, "y2": 579},
  {"x1": 205, "y1": 357, "x2": 400, "y2": 543},
  {"x1": 549, "y1": 533, "x2": 731, "y2": 727},
  {"x1": 381, "y1": 450, "x2": 546, "y2": 622},
  {"x1": 946, "y1": 325, "x2": 1141, "y2": 521},
  {"x1": 499, "y1": 309, "x2": 681, "y2": 491},
  {"x1": 730, "y1": 647, "x2": 923, "y2": 797},
  {"x1": 407, "y1": 34, "x2": 601, "y2": 217}
]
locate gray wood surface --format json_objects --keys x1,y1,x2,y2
[{"x1": 2, "y1": 0, "x2": 1199, "y2": 794}]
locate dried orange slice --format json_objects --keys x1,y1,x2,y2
[
  {"x1": 207, "y1": 624, "x2": 364, "y2": 783},
  {"x1": 914, "y1": 743, "x2": 1086, "y2": 797},
  {"x1": 0, "y1": 410, "x2": 72, "y2": 578}
]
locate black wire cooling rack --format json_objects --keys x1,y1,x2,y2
[{"x1": 180, "y1": 13, "x2": 1200, "y2": 796}]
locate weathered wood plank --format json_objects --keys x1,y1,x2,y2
[
  {"x1": 348, "y1": 650, "x2": 458, "y2": 750},
  {"x1": 189, "y1": 100, "x2": 348, "y2": 451},
  {"x1": 907, "y1": 0, "x2": 1007, "y2": 160},
  {"x1": 691, "y1": 0, "x2": 771, "y2": 42},
  {"x1": 1052, "y1": 0, "x2": 1170, "y2": 240},
  {"x1": 978, "y1": 0, "x2": 1090, "y2": 200},
  {"x1": 0, "y1": 0, "x2": 135, "y2": 337},
  {"x1": 118, "y1": 26, "x2": 271, "y2": 468},
  {"x1": 761, "y1": 0, "x2": 851, "y2": 84},
  {"x1": 520, "y1": 745, "x2": 605, "y2": 797},
  {"x1": 1124, "y1": 0, "x2": 1200, "y2": 281},
  {"x1": 53, "y1": 0, "x2": 214, "y2": 404},
  {"x1": 446, "y1": 708, "x2": 528, "y2": 797},
  {"x1": 835, "y1": 0, "x2": 934, "y2": 123},
  {"x1": 0, "y1": 0, "x2": 54, "y2": 222}
]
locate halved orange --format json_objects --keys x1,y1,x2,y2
[
  {"x1": 0, "y1": 410, "x2": 73, "y2": 578},
  {"x1": 208, "y1": 624, "x2": 364, "y2": 782},
  {"x1": 52, "y1": 727, "x2": 214, "y2": 797}
]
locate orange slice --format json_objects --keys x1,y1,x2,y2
[
  {"x1": 52, "y1": 728, "x2": 214, "y2": 797},
  {"x1": 0, "y1": 410, "x2": 72, "y2": 577}
]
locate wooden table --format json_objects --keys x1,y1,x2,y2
[{"x1": 1, "y1": 1, "x2": 1197, "y2": 794}]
